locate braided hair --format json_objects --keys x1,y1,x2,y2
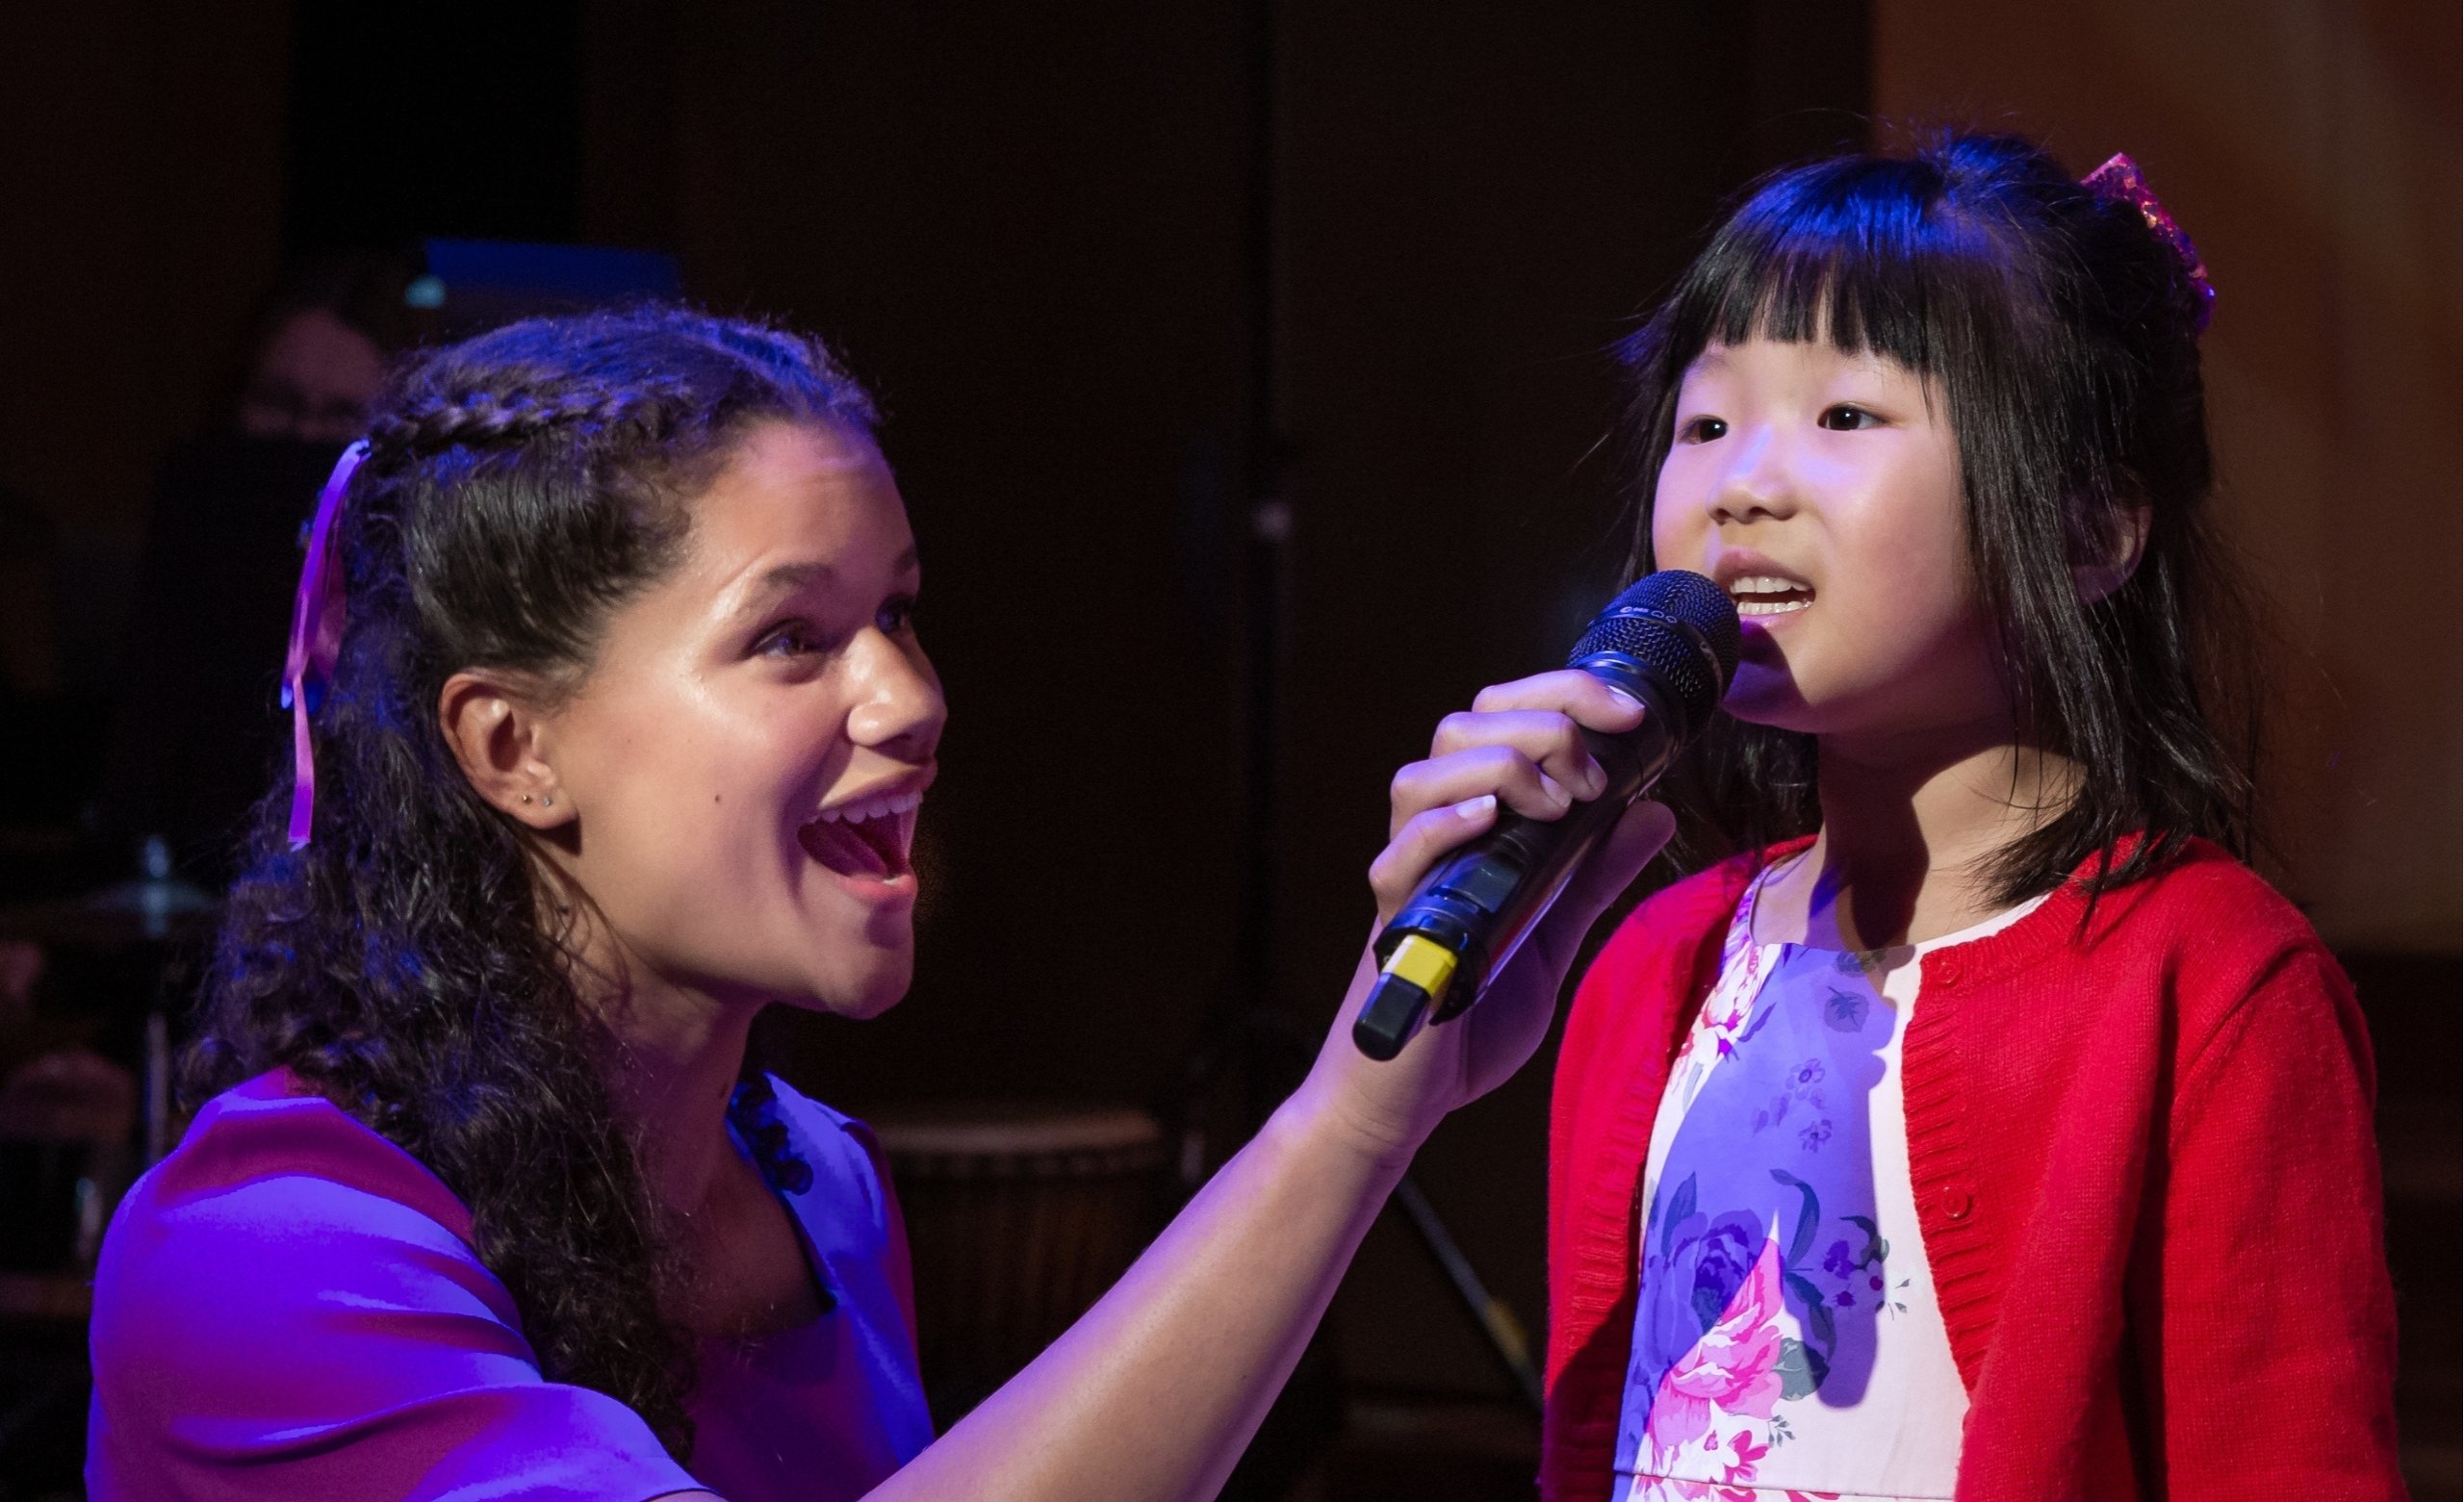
[
  {"x1": 186, "y1": 306, "x2": 878, "y2": 1457},
  {"x1": 1618, "y1": 133, "x2": 2260, "y2": 904}
]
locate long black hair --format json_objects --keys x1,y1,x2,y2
[
  {"x1": 185, "y1": 305, "x2": 878, "y2": 1457},
  {"x1": 1619, "y1": 132, "x2": 2260, "y2": 903}
]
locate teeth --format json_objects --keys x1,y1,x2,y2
[
  {"x1": 818, "y1": 789, "x2": 924, "y2": 825},
  {"x1": 1726, "y1": 573, "x2": 1811, "y2": 619}
]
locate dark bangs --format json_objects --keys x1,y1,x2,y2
[
  {"x1": 1657, "y1": 155, "x2": 2015, "y2": 383},
  {"x1": 1614, "y1": 134, "x2": 2256, "y2": 906}
]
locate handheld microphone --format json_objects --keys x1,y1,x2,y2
[{"x1": 1352, "y1": 571, "x2": 1740, "y2": 1061}]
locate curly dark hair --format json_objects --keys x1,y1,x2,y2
[
  {"x1": 184, "y1": 305, "x2": 879, "y2": 1457},
  {"x1": 1617, "y1": 133, "x2": 2262, "y2": 904}
]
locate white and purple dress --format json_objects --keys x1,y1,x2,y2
[{"x1": 1609, "y1": 871, "x2": 2040, "y2": 1502}]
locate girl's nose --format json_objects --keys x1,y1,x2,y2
[
  {"x1": 1708, "y1": 426, "x2": 1799, "y2": 525},
  {"x1": 846, "y1": 628, "x2": 947, "y2": 758}
]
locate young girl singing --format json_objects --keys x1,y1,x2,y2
[
  {"x1": 1501, "y1": 135, "x2": 2403, "y2": 1499},
  {"x1": 85, "y1": 309, "x2": 1677, "y2": 1500}
]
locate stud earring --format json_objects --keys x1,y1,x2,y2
[
  {"x1": 543, "y1": 796, "x2": 554, "y2": 808},
  {"x1": 520, "y1": 795, "x2": 533, "y2": 804}
]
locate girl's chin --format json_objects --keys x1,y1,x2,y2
[
  {"x1": 774, "y1": 967, "x2": 911, "y2": 1021},
  {"x1": 1719, "y1": 670, "x2": 1812, "y2": 730},
  {"x1": 763, "y1": 904, "x2": 915, "y2": 1019},
  {"x1": 817, "y1": 989, "x2": 910, "y2": 1022}
]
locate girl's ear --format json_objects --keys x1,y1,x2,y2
[
  {"x1": 438, "y1": 672, "x2": 571, "y2": 829},
  {"x1": 2074, "y1": 501, "x2": 2152, "y2": 604}
]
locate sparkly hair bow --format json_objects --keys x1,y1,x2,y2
[
  {"x1": 2081, "y1": 153, "x2": 2215, "y2": 334},
  {"x1": 280, "y1": 440, "x2": 370, "y2": 850}
]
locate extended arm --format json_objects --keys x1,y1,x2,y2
[{"x1": 861, "y1": 672, "x2": 1667, "y2": 1502}]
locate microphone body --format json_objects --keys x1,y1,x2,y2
[{"x1": 1352, "y1": 571, "x2": 1740, "y2": 1061}]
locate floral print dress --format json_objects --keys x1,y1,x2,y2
[{"x1": 1607, "y1": 871, "x2": 2041, "y2": 1502}]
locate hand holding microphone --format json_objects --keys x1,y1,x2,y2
[
  {"x1": 1357, "y1": 571, "x2": 1741, "y2": 1061},
  {"x1": 1299, "y1": 571, "x2": 1736, "y2": 1162}
]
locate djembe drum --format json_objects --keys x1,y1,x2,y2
[{"x1": 871, "y1": 1105, "x2": 1168, "y2": 1427}]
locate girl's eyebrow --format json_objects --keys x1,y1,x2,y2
[
  {"x1": 731, "y1": 547, "x2": 922, "y2": 619},
  {"x1": 720, "y1": 560, "x2": 833, "y2": 624},
  {"x1": 754, "y1": 560, "x2": 836, "y2": 595}
]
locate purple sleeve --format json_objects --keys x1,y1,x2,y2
[{"x1": 86, "y1": 1082, "x2": 707, "y2": 1502}]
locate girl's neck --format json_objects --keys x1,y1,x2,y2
[
  {"x1": 568, "y1": 924, "x2": 761, "y2": 1222},
  {"x1": 1758, "y1": 720, "x2": 2078, "y2": 951}
]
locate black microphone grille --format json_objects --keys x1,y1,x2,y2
[{"x1": 1565, "y1": 570, "x2": 1741, "y2": 741}]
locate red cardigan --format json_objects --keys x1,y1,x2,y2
[{"x1": 1543, "y1": 839, "x2": 2405, "y2": 1501}]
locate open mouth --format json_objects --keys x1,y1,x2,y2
[
  {"x1": 796, "y1": 790, "x2": 921, "y2": 883},
  {"x1": 1727, "y1": 573, "x2": 1813, "y2": 619}
]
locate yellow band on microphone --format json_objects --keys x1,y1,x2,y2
[{"x1": 1381, "y1": 933, "x2": 1460, "y2": 1001}]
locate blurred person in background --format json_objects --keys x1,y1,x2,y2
[
  {"x1": 232, "y1": 266, "x2": 398, "y2": 446},
  {"x1": 92, "y1": 252, "x2": 422, "y2": 889}
]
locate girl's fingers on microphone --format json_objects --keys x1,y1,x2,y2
[
  {"x1": 1369, "y1": 794, "x2": 1499, "y2": 913},
  {"x1": 1427, "y1": 708, "x2": 1609, "y2": 802},
  {"x1": 1468, "y1": 669, "x2": 1648, "y2": 734},
  {"x1": 1388, "y1": 743, "x2": 1576, "y2": 837}
]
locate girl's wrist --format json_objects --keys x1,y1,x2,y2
[{"x1": 1276, "y1": 1061, "x2": 1434, "y2": 1181}]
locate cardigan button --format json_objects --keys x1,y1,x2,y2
[{"x1": 1939, "y1": 1186, "x2": 1974, "y2": 1220}]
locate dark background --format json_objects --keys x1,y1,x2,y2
[{"x1": 0, "y1": 2, "x2": 2453, "y2": 1498}]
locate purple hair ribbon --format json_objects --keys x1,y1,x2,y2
[
  {"x1": 2081, "y1": 152, "x2": 2215, "y2": 334},
  {"x1": 281, "y1": 440, "x2": 370, "y2": 851}
]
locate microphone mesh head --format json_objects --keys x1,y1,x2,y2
[{"x1": 1566, "y1": 570, "x2": 1741, "y2": 740}]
